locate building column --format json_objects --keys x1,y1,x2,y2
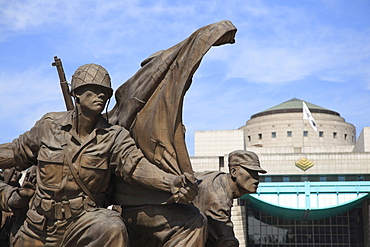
[
  {"x1": 362, "y1": 198, "x2": 370, "y2": 246},
  {"x1": 231, "y1": 199, "x2": 247, "y2": 246}
]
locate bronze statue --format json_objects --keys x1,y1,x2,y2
[
  {"x1": 0, "y1": 64, "x2": 200, "y2": 246},
  {"x1": 0, "y1": 20, "x2": 239, "y2": 246},
  {"x1": 193, "y1": 150, "x2": 267, "y2": 247},
  {"x1": 0, "y1": 167, "x2": 35, "y2": 246},
  {"x1": 109, "y1": 20, "x2": 237, "y2": 247}
]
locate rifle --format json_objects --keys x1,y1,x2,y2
[{"x1": 52, "y1": 56, "x2": 74, "y2": 110}]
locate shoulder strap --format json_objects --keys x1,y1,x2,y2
[{"x1": 62, "y1": 144, "x2": 97, "y2": 204}]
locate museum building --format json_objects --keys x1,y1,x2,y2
[{"x1": 190, "y1": 98, "x2": 370, "y2": 246}]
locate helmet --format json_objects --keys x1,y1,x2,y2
[{"x1": 70, "y1": 63, "x2": 113, "y2": 98}]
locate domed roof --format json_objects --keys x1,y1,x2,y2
[{"x1": 251, "y1": 98, "x2": 340, "y2": 119}]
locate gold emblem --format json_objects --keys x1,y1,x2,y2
[{"x1": 295, "y1": 158, "x2": 314, "y2": 171}]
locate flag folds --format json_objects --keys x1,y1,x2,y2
[
  {"x1": 109, "y1": 20, "x2": 237, "y2": 205},
  {"x1": 303, "y1": 101, "x2": 317, "y2": 132},
  {"x1": 109, "y1": 20, "x2": 237, "y2": 176}
]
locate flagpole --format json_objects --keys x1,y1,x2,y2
[{"x1": 302, "y1": 101, "x2": 305, "y2": 154}]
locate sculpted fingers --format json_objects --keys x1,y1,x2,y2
[{"x1": 171, "y1": 173, "x2": 199, "y2": 204}]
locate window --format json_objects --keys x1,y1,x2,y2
[
  {"x1": 247, "y1": 209, "x2": 362, "y2": 246},
  {"x1": 346, "y1": 175, "x2": 357, "y2": 181},
  {"x1": 320, "y1": 176, "x2": 327, "y2": 182},
  {"x1": 265, "y1": 176, "x2": 271, "y2": 182},
  {"x1": 287, "y1": 131, "x2": 292, "y2": 137},
  {"x1": 219, "y1": 156, "x2": 224, "y2": 168},
  {"x1": 283, "y1": 176, "x2": 290, "y2": 182},
  {"x1": 333, "y1": 132, "x2": 337, "y2": 138},
  {"x1": 290, "y1": 176, "x2": 301, "y2": 182},
  {"x1": 271, "y1": 132, "x2": 276, "y2": 138},
  {"x1": 338, "y1": 175, "x2": 345, "y2": 181},
  {"x1": 303, "y1": 131, "x2": 308, "y2": 137},
  {"x1": 319, "y1": 131, "x2": 324, "y2": 137},
  {"x1": 344, "y1": 133, "x2": 347, "y2": 140},
  {"x1": 258, "y1": 133, "x2": 262, "y2": 140},
  {"x1": 247, "y1": 135, "x2": 251, "y2": 142},
  {"x1": 237, "y1": 198, "x2": 245, "y2": 206}
]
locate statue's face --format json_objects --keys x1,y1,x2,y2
[
  {"x1": 232, "y1": 166, "x2": 260, "y2": 194},
  {"x1": 76, "y1": 85, "x2": 110, "y2": 115}
]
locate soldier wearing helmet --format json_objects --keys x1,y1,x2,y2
[
  {"x1": 3, "y1": 64, "x2": 200, "y2": 246},
  {"x1": 70, "y1": 63, "x2": 113, "y2": 98},
  {"x1": 194, "y1": 150, "x2": 266, "y2": 247}
]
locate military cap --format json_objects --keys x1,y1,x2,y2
[{"x1": 228, "y1": 150, "x2": 267, "y2": 173}]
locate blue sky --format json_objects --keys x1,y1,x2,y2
[{"x1": 0, "y1": 0, "x2": 369, "y2": 155}]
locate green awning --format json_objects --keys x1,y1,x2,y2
[
  {"x1": 241, "y1": 181, "x2": 370, "y2": 221},
  {"x1": 245, "y1": 193, "x2": 368, "y2": 221}
]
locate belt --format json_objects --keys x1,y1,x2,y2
[{"x1": 33, "y1": 194, "x2": 98, "y2": 220}]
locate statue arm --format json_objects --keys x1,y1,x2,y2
[
  {"x1": 0, "y1": 179, "x2": 35, "y2": 212},
  {"x1": 0, "y1": 143, "x2": 16, "y2": 169},
  {"x1": 112, "y1": 127, "x2": 198, "y2": 203},
  {"x1": 0, "y1": 180, "x2": 18, "y2": 212},
  {"x1": 130, "y1": 158, "x2": 175, "y2": 192},
  {"x1": 1, "y1": 115, "x2": 44, "y2": 171},
  {"x1": 112, "y1": 127, "x2": 175, "y2": 191}
]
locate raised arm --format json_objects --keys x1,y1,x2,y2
[
  {"x1": 111, "y1": 127, "x2": 198, "y2": 204},
  {"x1": 0, "y1": 143, "x2": 16, "y2": 169}
]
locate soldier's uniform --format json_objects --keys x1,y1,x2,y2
[
  {"x1": 0, "y1": 179, "x2": 18, "y2": 246},
  {"x1": 8, "y1": 64, "x2": 183, "y2": 247},
  {"x1": 0, "y1": 179, "x2": 17, "y2": 213},
  {"x1": 10, "y1": 111, "x2": 135, "y2": 246},
  {"x1": 193, "y1": 150, "x2": 267, "y2": 247},
  {"x1": 194, "y1": 171, "x2": 238, "y2": 247}
]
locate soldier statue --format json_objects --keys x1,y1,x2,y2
[
  {"x1": 194, "y1": 150, "x2": 266, "y2": 247},
  {"x1": 0, "y1": 64, "x2": 202, "y2": 246},
  {"x1": 0, "y1": 20, "x2": 239, "y2": 246}
]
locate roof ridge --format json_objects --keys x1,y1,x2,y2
[{"x1": 251, "y1": 99, "x2": 340, "y2": 119}]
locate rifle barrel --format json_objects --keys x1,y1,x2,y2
[{"x1": 52, "y1": 56, "x2": 74, "y2": 110}]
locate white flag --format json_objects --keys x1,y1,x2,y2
[{"x1": 303, "y1": 101, "x2": 317, "y2": 132}]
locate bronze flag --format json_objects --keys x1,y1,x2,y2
[{"x1": 109, "y1": 20, "x2": 237, "y2": 176}]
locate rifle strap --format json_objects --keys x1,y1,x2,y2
[{"x1": 62, "y1": 141, "x2": 96, "y2": 205}]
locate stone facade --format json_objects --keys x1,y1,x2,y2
[
  {"x1": 241, "y1": 112, "x2": 356, "y2": 149},
  {"x1": 194, "y1": 130, "x2": 244, "y2": 156},
  {"x1": 190, "y1": 98, "x2": 370, "y2": 246}
]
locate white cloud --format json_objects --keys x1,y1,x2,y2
[
  {"x1": 0, "y1": 1, "x2": 59, "y2": 31},
  {"x1": 226, "y1": 10, "x2": 370, "y2": 85},
  {"x1": 0, "y1": 64, "x2": 65, "y2": 140},
  {"x1": 1, "y1": 0, "x2": 370, "y2": 152}
]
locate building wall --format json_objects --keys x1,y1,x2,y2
[
  {"x1": 194, "y1": 130, "x2": 244, "y2": 156},
  {"x1": 191, "y1": 152, "x2": 370, "y2": 175},
  {"x1": 247, "y1": 145, "x2": 354, "y2": 154},
  {"x1": 354, "y1": 127, "x2": 370, "y2": 152},
  {"x1": 256, "y1": 152, "x2": 370, "y2": 175},
  {"x1": 191, "y1": 101, "x2": 369, "y2": 246},
  {"x1": 231, "y1": 201, "x2": 247, "y2": 246},
  {"x1": 190, "y1": 156, "x2": 229, "y2": 173},
  {"x1": 240, "y1": 112, "x2": 356, "y2": 150}
]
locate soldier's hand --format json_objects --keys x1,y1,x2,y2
[
  {"x1": 171, "y1": 172, "x2": 198, "y2": 204},
  {"x1": 8, "y1": 190, "x2": 29, "y2": 209},
  {"x1": 20, "y1": 180, "x2": 36, "y2": 197},
  {"x1": 24, "y1": 167, "x2": 37, "y2": 186},
  {"x1": 8, "y1": 182, "x2": 35, "y2": 209}
]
